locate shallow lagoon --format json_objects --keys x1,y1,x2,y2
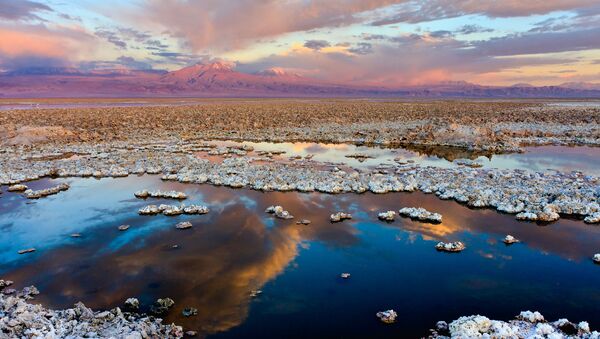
[
  {"x1": 203, "y1": 140, "x2": 600, "y2": 176},
  {"x1": 1, "y1": 175, "x2": 600, "y2": 337}
]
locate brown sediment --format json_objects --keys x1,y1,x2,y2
[{"x1": 0, "y1": 99, "x2": 598, "y2": 150}]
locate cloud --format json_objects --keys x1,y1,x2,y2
[
  {"x1": 360, "y1": 33, "x2": 387, "y2": 40},
  {"x1": 117, "y1": 27, "x2": 152, "y2": 42},
  {"x1": 371, "y1": 0, "x2": 599, "y2": 25},
  {"x1": 456, "y1": 24, "x2": 493, "y2": 35},
  {"x1": 303, "y1": 40, "x2": 331, "y2": 50},
  {"x1": 151, "y1": 51, "x2": 210, "y2": 65},
  {"x1": 78, "y1": 56, "x2": 154, "y2": 71},
  {"x1": 132, "y1": 0, "x2": 402, "y2": 52},
  {"x1": 241, "y1": 32, "x2": 578, "y2": 86},
  {"x1": 95, "y1": 29, "x2": 128, "y2": 49},
  {"x1": 0, "y1": 24, "x2": 95, "y2": 59},
  {"x1": 473, "y1": 27, "x2": 600, "y2": 56},
  {"x1": 0, "y1": 0, "x2": 52, "y2": 21},
  {"x1": 0, "y1": 22, "x2": 97, "y2": 72},
  {"x1": 348, "y1": 42, "x2": 374, "y2": 55},
  {"x1": 94, "y1": 27, "x2": 157, "y2": 50}
]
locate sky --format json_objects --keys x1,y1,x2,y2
[{"x1": 0, "y1": 0, "x2": 599, "y2": 86}]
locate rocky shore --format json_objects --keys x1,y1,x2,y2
[
  {"x1": 428, "y1": 311, "x2": 598, "y2": 338},
  {"x1": 0, "y1": 281, "x2": 183, "y2": 338}
]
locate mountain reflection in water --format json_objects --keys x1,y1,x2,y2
[{"x1": 1, "y1": 175, "x2": 599, "y2": 338}]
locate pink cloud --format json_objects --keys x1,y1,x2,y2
[
  {"x1": 0, "y1": 24, "x2": 94, "y2": 57},
  {"x1": 135, "y1": 0, "x2": 402, "y2": 51}
]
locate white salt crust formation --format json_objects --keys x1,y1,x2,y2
[
  {"x1": 0, "y1": 141, "x2": 598, "y2": 225},
  {"x1": 0, "y1": 284, "x2": 183, "y2": 338},
  {"x1": 428, "y1": 311, "x2": 598, "y2": 338}
]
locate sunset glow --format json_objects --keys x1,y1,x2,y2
[{"x1": 1, "y1": 0, "x2": 599, "y2": 86}]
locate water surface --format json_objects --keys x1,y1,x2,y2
[
  {"x1": 1, "y1": 176, "x2": 599, "y2": 337},
  {"x1": 204, "y1": 140, "x2": 600, "y2": 176}
]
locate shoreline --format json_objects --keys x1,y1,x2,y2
[{"x1": 1, "y1": 140, "x2": 598, "y2": 225}]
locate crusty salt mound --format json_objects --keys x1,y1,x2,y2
[
  {"x1": 378, "y1": 211, "x2": 396, "y2": 221},
  {"x1": 265, "y1": 205, "x2": 294, "y2": 219},
  {"x1": 435, "y1": 241, "x2": 466, "y2": 252},
  {"x1": 399, "y1": 207, "x2": 442, "y2": 223},
  {"x1": 427, "y1": 311, "x2": 597, "y2": 338},
  {"x1": 0, "y1": 283, "x2": 183, "y2": 338}
]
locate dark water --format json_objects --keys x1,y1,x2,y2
[{"x1": 1, "y1": 176, "x2": 600, "y2": 338}]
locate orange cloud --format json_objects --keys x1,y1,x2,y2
[
  {"x1": 134, "y1": 0, "x2": 401, "y2": 52},
  {"x1": 0, "y1": 25, "x2": 96, "y2": 61}
]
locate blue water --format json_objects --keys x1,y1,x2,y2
[{"x1": 1, "y1": 175, "x2": 599, "y2": 337}]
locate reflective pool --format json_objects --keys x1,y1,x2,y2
[
  {"x1": 1, "y1": 175, "x2": 599, "y2": 337},
  {"x1": 202, "y1": 140, "x2": 600, "y2": 176}
]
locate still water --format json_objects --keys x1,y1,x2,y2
[
  {"x1": 1, "y1": 175, "x2": 599, "y2": 337},
  {"x1": 205, "y1": 140, "x2": 600, "y2": 176}
]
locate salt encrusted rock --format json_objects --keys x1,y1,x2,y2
[
  {"x1": 2, "y1": 135, "x2": 600, "y2": 226},
  {"x1": 516, "y1": 211, "x2": 538, "y2": 221},
  {"x1": 378, "y1": 211, "x2": 396, "y2": 221},
  {"x1": 117, "y1": 224, "x2": 130, "y2": 231},
  {"x1": 139, "y1": 204, "x2": 160, "y2": 215},
  {"x1": 265, "y1": 205, "x2": 294, "y2": 219},
  {"x1": 175, "y1": 221, "x2": 192, "y2": 230},
  {"x1": 18, "y1": 286, "x2": 40, "y2": 299},
  {"x1": 518, "y1": 311, "x2": 545, "y2": 323},
  {"x1": 296, "y1": 219, "x2": 311, "y2": 225},
  {"x1": 24, "y1": 183, "x2": 69, "y2": 199},
  {"x1": 7, "y1": 184, "x2": 28, "y2": 192},
  {"x1": 503, "y1": 235, "x2": 520, "y2": 244},
  {"x1": 182, "y1": 307, "x2": 198, "y2": 317},
  {"x1": 124, "y1": 297, "x2": 139, "y2": 310},
  {"x1": 330, "y1": 212, "x2": 352, "y2": 222},
  {"x1": 17, "y1": 248, "x2": 36, "y2": 254},
  {"x1": 134, "y1": 189, "x2": 150, "y2": 198},
  {"x1": 135, "y1": 189, "x2": 187, "y2": 200},
  {"x1": 428, "y1": 311, "x2": 598, "y2": 338},
  {"x1": 399, "y1": 207, "x2": 442, "y2": 223},
  {"x1": 454, "y1": 158, "x2": 483, "y2": 168},
  {"x1": 579, "y1": 321, "x2": 591, "y2": 333},
  {"x1": 0, "y1": 280, "x2": 14, "y2": 289},
  {"x1": 584, "y1": 212, "x2": 600, "y2": 224},
  {"x1": 0, "y1": 297, "x2": 183, "y2": 339},
  {"x1": 150, "y1": 297, "x2": 175, "y2": 315},
  {"x1": 376, "y1": 309, "x2": 398, "y2": 324},
  {"x1": 163, "y1": 205, "x2": 184, "y2": 216},
  {"x1": 516, "y1": 205, "x2": 561, "y2": 222},
  {"x1": 183, "y1": 205, "x2": 209, "y2": 214},
  {"x1": 537, "y1": 204, "x2": 561, "y2": 222},
  {"x1": 340, "y1": 273, "x2": 351, "y2": 279},
  {"x1": 435, "y1": 241, "x2": 466, "y2": 252},
  {"x1": 593, "y1": 253, "x2": 600, "y2": 264},
  {"x1": 140, "y1": 204, "x2": 208, "y2": 216}
]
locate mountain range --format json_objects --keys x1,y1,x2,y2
[{"x1": 1, "y1": 62, "x2": 599, "y2": 98}]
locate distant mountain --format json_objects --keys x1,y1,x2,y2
[
  {"x1": 1, "y1": 62, "x2": 599, "y2": 98},
  {"x1": 559, "y1": 82, "x2": 600, "y2": 90},
  {"x1": 510, "y1": 83, "x2": 534, "y2": 88},
  {"x1": 6, "y1": 67, "x2": 83, "y2": 76}
]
